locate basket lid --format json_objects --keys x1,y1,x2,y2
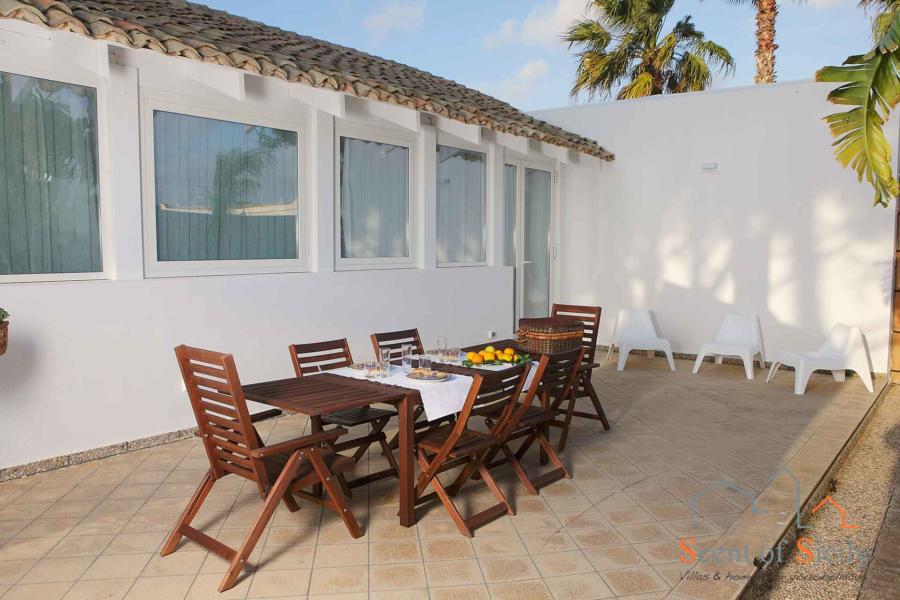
[{"x1": 518, "y1": 317, "x2": 584, "y2": 333}]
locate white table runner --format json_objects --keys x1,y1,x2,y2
[
  {"x1": 329, "y1": 362, "x2": 539, "y2": 422},
  {"x1": 330, "y1": 366, "x2": 474, "y2": 422}
]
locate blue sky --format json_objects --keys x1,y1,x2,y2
[{"x1": 202, "y1": 0, "x2": 874, "y2": 111}]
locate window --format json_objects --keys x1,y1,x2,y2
[
  {"x1": 337, "y1": 131, "x2": 413, "y2": 268},
  {"x1": 436, "y1": 145, "x2": 486, "y2": 266},
  {"x1": 0, "y1": 71, "x2": 102, "y2": 277},
  {"x1": 148, "y1": 110, "x2": 300, "y2": 273}
]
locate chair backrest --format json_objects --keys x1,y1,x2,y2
[
  {"x1": 371, "y1": 328, "x2": 424, "y2": 363},
  {"x1": 174, "y1": 345, "x2": 268, "y2": 487},
  {"x1": 497, "y1": 347, "x2": 584, "y2": 440},
  {"x1": 617, "y1": 309, "x2": 658, "y2": 340},
  {"x1": 552, "y1": 303, "x2": 602, "y2": 363},
  {"x1": 435, "y1": 364, "x2": 530, "y2": 457},
  {"x1": 817, "y1": 323, "x2": 864, "y2": 358},
  {"x1": 290, "y1": 339, "x2": 354, "y2": 377},
  {"x1": 714, "y1": 313, "x2": 761, "y2": 347}
]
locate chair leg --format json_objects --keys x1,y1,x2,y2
[
  {"x1": 219, "y1": 450, "x2": 303, "y2": 592},
  {"x1": 475, "y1": 458, "x2": 514, "y2": 516},
  {"x1": 740, "y1": 352, "x2": 754, "y2": 380},
  {"x1": 692, "y1": 353, "x2": 706, "y2": 374},
  {"x1": 831, "y1": 370, "x2": 846, "y2": 382},
  {"x1": 616, "y1": 346, "x2": 631, "y2": 371},
  {"x1": 580, "y1": 375, "x2": 610, "y2": 431},
  {"x1": 794, "y1": 365, "x2": 812, "y2": 396},
  {"x1": 663, "y1": 346, "x2": 676, "y2": 371},
  {"x1": 557, "y1": 388, "x2": 577, "y2": 452},
  {"x1": 415, "y1": 450, "x2": 472, "y2": 537},
  {"x1": 282, "y1": 495, "x2": 300, "y2": 513},
  {"x1": 308, "y1": 449, "x2": 363, "y2": 539},
  {"x1": 766, "y1": 362, "x2": 781, "y2": 383},
  {"x1": 502, "y1": 443, "x2": 538, "y2": 495},
  {"x1": 160, "y1": 470, "x2": 215, "y2": 556}
]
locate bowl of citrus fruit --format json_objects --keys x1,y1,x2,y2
[{"x1": 462, "y1": 345, "x2": 530, "y2": 367}]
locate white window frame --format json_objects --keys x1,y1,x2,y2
[
  {"x1": 435, "y1": 132, "x2": 490, "y2": 268},
  {"x1": 334, "y1": 121, "x2": 418, "y2": 271},
  {"x1": 0, "y1": 63, "x2": 110, "y2": 284},
  {"x1": 140, "y1": 92, "x2": 307, "y2": 278}
]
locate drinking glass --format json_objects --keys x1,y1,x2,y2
[
  {"x1": 420, "y1": 354, "x2": 433, "y2": 370},
  {"x1": 380, "y1": 348, "x2": 392, "y2": 377},
  {"x1": 364, "y1": 362, "x2": 379, "y2": 379},
  {"x1": 401, "y1": 344, "x2": 413, "y2": 372},
  {"x1": 447, "y1": 347, "x2": 460, "y2": 363},
  {"x1": 436, "y1": 337, "x2": 448, "y2": 358}
]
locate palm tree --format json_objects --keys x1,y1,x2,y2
[
  {"x1": 564, "y1": 0, "x2": 734, "y2": 101},
  {"x1": 724, "y1": 0, "x2": 787, "y2": 84},
  {"x1": 816, "y1": 10, "x2": 900, "y2": 206}
]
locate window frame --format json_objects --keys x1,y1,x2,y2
[
  {"x1": 140, "y1": 92, "x2": 307, "y2": 278},
  {"x1": 435, "y1": 133, "x2": 489, "y2": 268},
  {"x1": 0, "y1": 65, "x2": 109, "y2": 284},
  {"x1": 334, "y1": 121, "x2": 418, "y2": 271}
]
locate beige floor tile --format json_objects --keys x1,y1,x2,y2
[
  {"x1": 257, "y1": 545, "x2": 315, "y2": 571},
  {"x1": 48, "y1": 535, "x2": 114, "y2": 558},
  {"x1": 532, "y1": 550, "x2": 593, "y2": 577},
  {"x1": 18, "y1": 556, "x2": 94, "y2": 584},
  {"x1": 543, "y1": 572, "x2": 615, "y2": 599},
  {"x1": 478, "y1": 556, "x2": 540, "y2": 583},
  {"x1": 140, "y1": 549, "x2": 206, "y2": 578},
  {"x1": 419, "y1": 538, "x2": 473, "y2": 561},
  {"x1": 369, "y1": 562, "x2": 426, "y2": 590},
  {"x1": 16, "y1": 519, "x2": 80, "y2": 539},
  {"x1": 248, "y1": 568, "x2": 311, "y2": 597},
  {"x1": 369, "y1": 541, "x2": 421, "y2": 564},
  {"x1": 185, "y1": 572, "x2": 253, "y2": 599},
  {"x1": 61, "y1": 578, "x2": 134, "y2": 600},
  {"x1": 124, "y1": 574, "x2": 194, "y2": 600},
  {"x1": 369, "y1": 590, "x2": 428, "y2": 600},
  {"x1": 583, "y1": 545, "x2": 647, "y2": 571},
  {"x1": 103, "y1": 532, "x2": 166, "y2": 555},
  {"x1": 0, "y1": 559, "x2": 37, "y2": 585},
  {"x1": 308, "y1": 565, "x2": 367, "y2": 595},
  {"x1": 487, "y1": 579, "x2": 552, "y2": 600},
  {"x1": 471, "y1": 535, "x2": 527, "y2": 558},
  {"x1": 0, "y1": 537, "x2": 61, "y2": 561},
  {"x1": 1, "y1": 581, "x2": 73, "y2": 600},
  {"x1": 633, "y1": 539, "x2": 687, "y2": 565},
  {"x1": 424, "y1": 558, "x2": 484, "y2": 587},
  {"x1": 600, "y1": 565, "x2": 669, "y2": 596},
  {"x1": 569, "y1": 526, "x2": 627, "y2": 549},
  {"x1": 429, "y1": 584, "x2": 490, "y2": 600},
  {"x1": 81, "y1": 553, "x2": 152, "y2": 580}
]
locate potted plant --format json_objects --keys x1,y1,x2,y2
[{"x1": 0, "y1": 308, "x2": 8, "y2": 357}]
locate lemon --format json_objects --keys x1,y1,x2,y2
[
  {"x1": 485, "y1": 345, "x2": 496, "y2": 353},
  {"x1": 483, "y1": 351, "x2": 496, "y2": 362},
  {"x1": 503, "y1": 348, "x2": 515, "y2": 356},
  {"x1": 497, "y1": 353, "x2": 510, "y2": 362}
]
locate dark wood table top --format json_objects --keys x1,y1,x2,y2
[{"x1": 242, "y1": 373, "x2": 410, "y2": 416}]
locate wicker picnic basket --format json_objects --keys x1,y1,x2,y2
[
  {"x1": 516, "y1": 317, "x2": 583, "y2": 354},
  {"x1": 0, "y1": 321, "x2": 7, "y2": 356}
]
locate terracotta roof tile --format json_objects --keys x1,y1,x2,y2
[{"x1": 0, "y1": 0, "x2": 613, "y2": 160}]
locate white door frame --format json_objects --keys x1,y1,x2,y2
[{"x1": 504, "y1": 154, "x2": 558, "y2": 324}]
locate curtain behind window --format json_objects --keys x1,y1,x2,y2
[
  {"x1": 436, "y1": 145, "x2": 485, "y2": 264},
  {"x1": 153, "y1": 111, "x2": 298, "y2": 262},
  {"x1": 339, "y1": 136, "x2": 410, "y2": 259},
  {"x1": 0, "y1": 71, "x2": 102, "y2": 275}
]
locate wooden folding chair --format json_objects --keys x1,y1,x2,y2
[
  {"x1": 549, "y1": 304, "x2": 610, "y2": 450},
  {"x1": 162, "y1": 345, "x2": 362, "y2": 593},
  {"x1": 289, "y1": 339, "x2": 399, "y2": 490},
  {"x1": 414, "y1": 364, "x2": 529, "y2": 537},
  {"x1": 370, "y1": 328, "x2": 425, "y2": 364},
  {"x1": 485, "y1": 347, "x2": 585, "y2": 495}
]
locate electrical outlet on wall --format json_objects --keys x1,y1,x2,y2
[{"x1": 487, "y1": 331, "x2": 497, "y2": 339}]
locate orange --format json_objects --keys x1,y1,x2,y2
[
  {"x1": 497, "y1": 353, "x2": 510, "y2": 362},
  {"x1": 471, "y1": 354, "x2": 485, "y2": 365},
  {"x1": 503, "y1": 348, "x2": 516, "y2": 356},
  {"x1": 483, "y1": 351, "x2": 496, "y2": 362},
  {"x1": 466, "y1": 351, "x2": 479, "y2": 362}
]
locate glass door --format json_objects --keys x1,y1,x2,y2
[{"x1": 504, "y1": 162, "x2": 554, "y2": 324}]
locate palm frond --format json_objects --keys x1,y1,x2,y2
[
  {"x1": 617, "y1": 71, "x2": 656, "y2": 99},
  {"x1": 817, "y1": 19, "x2": 900, "y2": 206}
]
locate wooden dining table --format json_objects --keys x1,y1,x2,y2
[{"x1": 242, "y1": 373, "x2": 421, "y2": 527}]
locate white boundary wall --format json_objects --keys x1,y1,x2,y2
[{"x1": 535, "y1": 81, "x2": 898, "y2": 374}]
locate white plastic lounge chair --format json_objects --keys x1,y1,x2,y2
[
  {"x1": 766, "y1": 323, "x2": 873, "y2": 395},
  {"x1": 606, "y1": 309, "x2": 676, "y2": 371},
  {"x1": 692, "y1": 313, "x2": 765, "y2": 380}
]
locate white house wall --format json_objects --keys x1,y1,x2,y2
[
  {"x1": 534, "y1": 81, "x2": 898, "y2": 372},
  {"x1": 0, "y1": 23, "x2": 524, "y2": 469}
]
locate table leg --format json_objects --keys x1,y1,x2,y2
[
  {"x1": 311, "y1": 416, "x2": 323, "y2": 497},
  {"x1": 539, "y1": 391, "x2": 549, "y2": 465},
  {"x1": 398, "y1": 392, "x2": 416, "y2": 527}
]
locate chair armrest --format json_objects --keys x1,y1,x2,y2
[
  {"x1": 250, "y1": 409, "x2": 283, "y2": 423},
  {"x1": 250, "y1": 427, "x2": 348, "y2": 459}
]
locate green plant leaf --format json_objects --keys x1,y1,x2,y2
[{"x1": 816, "y1": 15, "x2": 900, "y2": 207}]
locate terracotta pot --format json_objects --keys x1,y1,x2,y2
[{"x1": 0, "y1": 321, "x2": 7, "y2": 356}]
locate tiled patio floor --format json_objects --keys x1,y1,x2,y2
[{"x1": 0, "y1": 357, "x2": 884, "y2": 600}]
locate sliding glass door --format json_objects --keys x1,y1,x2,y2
[{"x1": 504, "y1": 162, "x2": 554, "y2": 324}]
